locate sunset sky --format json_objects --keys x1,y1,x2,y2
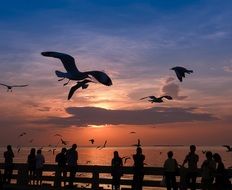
[{"x1": 0, "y1": 0, "x2": 231, "y2": 146}]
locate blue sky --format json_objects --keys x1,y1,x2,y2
[{"x1": 0, "y1": 0, "x2": 231, "y2": 146}]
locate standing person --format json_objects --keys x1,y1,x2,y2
[
  {"x1": 111, "y1": 151, "x2": 123, "y2": 190},
  {"x1": 3, "y1": 145, "x2": 14, "y2": 184},
  {"x1": 201, "y1": 151, "x2": 216, "y2": 190},
  {"x1": 55, "y1": 148, "x2": 67, "y2": 187},
  {"x1": 35, "y1": 149, "x2": 45, "y2": 186},
  {"x1": 213, "y1": 153, "x2": 231, "y2": 190},
  {"x1": 27, "y1": 148, "x2": 36, "y2": 185},
  {"x1": 182, "y1": 145, "x2": 199, "y2": 190},
  {"x1": 66, "y1": 144, "x2": 78, "y2": 187},
  {"x1": 132, "y1": 147, "x2": 145, "y2": 190},
  {"x1": 163, "y1": 151, "x2": 178, "y2": 190}
]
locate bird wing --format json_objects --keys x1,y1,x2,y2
[
  {"x1": 222, "y1": 145, "x2": 231, "y2": 151},
  {"x1": 161, "y1": 95, "x2": 173, "y2": 100},
  {"x1": 11, "y1": 84, "x2": 28, "y2": 88},
  {"x1": 0, "y1": 83, "x2": 9, "y2": 87},
  {"x1": 140, "y1": 96, "x2": 149, "y2": 100},
  {"x1": 68, "y1": 83, "x2": 83, "y2": 100},
  {"x1": 85, "y1": 71, "x2": 112, "y2": 86},
  {"x1": 174, "y1": 70, "x2": 183, "y2": 82},
  {"x1": 41, "y1": 51, "x2": 79, "y2": 73}
]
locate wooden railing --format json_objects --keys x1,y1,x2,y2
[{"x1": 0, "y1": 163, "x2": 231, "y2": 189}]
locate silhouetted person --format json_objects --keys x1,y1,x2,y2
[
  {"x1": 55, "y1": 148, "x2": 67, "y2": 187},
  {"x1": 0, "y1": 170, "x2": 3, "y2": 188},
  {"x1": 66, "y1": 144, "x2": 78, "y2": 187},
  {"x1": 132, "y1": 147, "x2": 145, "y2": 190},
  {"x1": 163, "y1": 151, "x2": 178, "y2": 190},
  {"x1": 201, "y1": 151, "x2": 216, "y2": 190},
  {"x1": 111, "y1": 151, "x2": 123, "y2": 190},
  {"x1": 182, "y1": 145, "x2": 199, "y2": 190},
  {"x1": 27, "y1": 148, "x2": 36, "y2": 185},
  {"x1": 35, "y1": 149, "x2": 45, "y2": 186},
  {"x1": 3, "y1": 145, "x2": 14, "y2": 184}
]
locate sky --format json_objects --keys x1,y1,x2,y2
[{"x1": 0, "y1": 0, "x2": 231, "y2": 147}]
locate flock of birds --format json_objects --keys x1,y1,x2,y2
[{"x1": 1, "y1": 51, "x2": 193, "y2": 102}]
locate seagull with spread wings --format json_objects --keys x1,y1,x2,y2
[
  {"x1": 41, "y1": 51, "x2": 112, "y2": 86},
  {"x1": 171, "y1": 66, "x2": 193, "y2": 82},
  {"x1": 222, "y1": 145, "x2": 232, "y2": 152},
  {"x1": 140, "y1": 95, "x2": 173, "y2": 103},
  {"x1": 0, "y1": 83, "x2": 28, "y2": 92},
  {"x1": 89, "y1": 139, "x2": 95, "y2": 144},
  {"x1": 68, "y1": 79, "x2": 95, "y2": 100}
]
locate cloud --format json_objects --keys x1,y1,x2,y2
[
  {"x1": 223, "y1": 65, "x2": 232, "y2": 73},
  {"x1": 34, "y1": 106, "x2": 217, "y2": 127},
  {"x1": 161, "y1": 77, "x2": 187, "y2": 100}
]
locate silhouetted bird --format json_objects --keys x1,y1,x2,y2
[
  {"x1": 89, "y1": 139, "x2": 95, "y2": 144},
  {"x1": 41, "y1": 51, "x2": 112, "y2": 86},
  {"x1": 130, "y1": 131, "x2": 136, "y2": 134},
  {"x1": 122, "y1": 156, "x2": 131, "y2": 164},
  {"x1": 29, "y1": 139, "x2": 33, "y2": 143},
  {"x1": 68, "y1": 79, "x2": 94, "y2": 100},
  {"x1": 222, "y1": 145, "x2": 232, "y2": 152},
  {"x1": 60, "y1": 138, "x2": 68, "y2": 146},
  {"x1": 98, "y1": 140, "x2": 107, "y2": 150},
  {"x1": 140, "y1": 95, "x2": 173, "y2": 103},
  {"x1": 171, "y1": 66, "x2": 193, "y2": 82},
  {"x1": 17, "y1": 145, "x2": 21, "y2": 153},
  {"x1": 0, "y1": 83, "x2": 28, "y2": 92},
  {"x1": 54, "y1": 134, "x2": 62, "y2": 137},
  {"x1": 18, "y1": 132, "x2": 27, "y2": 137},
  {"x1": 202, "y1": 150, "x2": 207, "y2": 154}
]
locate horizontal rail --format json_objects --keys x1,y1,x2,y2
[{"x1": 0, "y1": 163, "x2": 231, "y2": 189}]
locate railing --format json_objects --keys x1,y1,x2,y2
[{"x1": 0, "y1": 163, "x2": 231, "y2": 189}]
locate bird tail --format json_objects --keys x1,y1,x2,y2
[{"x1": 55, "y1": 70, "x2": 66, "y2": 78}]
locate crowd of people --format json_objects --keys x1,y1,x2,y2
[{"x1": 0, "y1": 144, "x2": 231, "y2": 190}]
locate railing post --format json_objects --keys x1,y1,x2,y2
[
  {"x1": 17, "y1": 164, "x2": 28, "y2": 185},
  {"x1": 92, "y1": 167, "x2": 99, "y2": 190}
]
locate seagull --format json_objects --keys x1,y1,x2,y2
[
  {"x1": 222, "y1": 145, "x2": 232, "y2": 152},
  {"x1": 98, "y1": 140, "x2": 107, "y2": 150},
  {"x1": 54, "y1": 134, "x2": 62, "y2": 137},
  {"x1": 18, "y1": 132, "x2": 27, "y2": 137},
  {"x1": 130, "y1": 131, "x2": 136, "y2": 134},
  {"x1": 17, "y1": 145, "x2": 21, "y2": 153},
  {"x1": 140, "y1": 95, "x2": 173, "y2": 103},
  {"x1": 89, "y1": 139, "x2": 95, "y2": 144},
  {"x1": 171, "y1": 66, "x2": 193, "y2": 82},
  {"x1": 0, "y1": 83, "x2": 28, "y2": 92},
  {"x1": 122, "y1": 156, "x2": 131, "y2": 164},
  {"x1": 60, "y1": 138, "x2": 68, "y2": 146},
  {"x1": 41, "y1": 51, "x2": 112, "y2": 86},
  {"x1": 132, "y1": 139, "x2": 141, "y2": 147},
  {"x1": 68, "y1": 79, "x2": 95, "y2": 100}
]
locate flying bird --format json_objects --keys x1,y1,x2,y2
[
  {"x1": 140, "y1": 95, "x2": 173, "y2": 103},
  {"x1": 130, "y1": 131, "x2": 136, "y2": 134},
  {"x1": 68, "y1": 79, "x2": 95, "y2": 100},
  {"x1": 89, "y1": 139, "x2": 95, "y2": 144},
  {"x1": 60, "y1": 138, "x2": 68, "y2": 146},
  {"x1": 98, "y1": 140, "x2": 107, "y2": 150},
  {"x1": 222, "y1": 145, "x2": 232, "y2": 152},
  {"x1": 18, "y1": 132, "x2": 27, "y2": 137},
  {"x1": 28, "y1": 139, "x2": 34, "y2": 143},
  {"x1": 122, "y1": 156, "x2": 131, "y2": 164},
  {"x1": 54, "y1": 134, "x2": 62, "y2": 137},
  {"x1": 41, "y1": 51, "x2": 112, "y2": 86},
  {"x1": 171, "y1": 66, "x2": 193, "y2": 82},
  {"x1": 0, "y1": 83, "x2": 28, "y2": 92}
]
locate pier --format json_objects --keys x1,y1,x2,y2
[{"x1": 0, "y1": 163, "x2": 231, "y2": 189}]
